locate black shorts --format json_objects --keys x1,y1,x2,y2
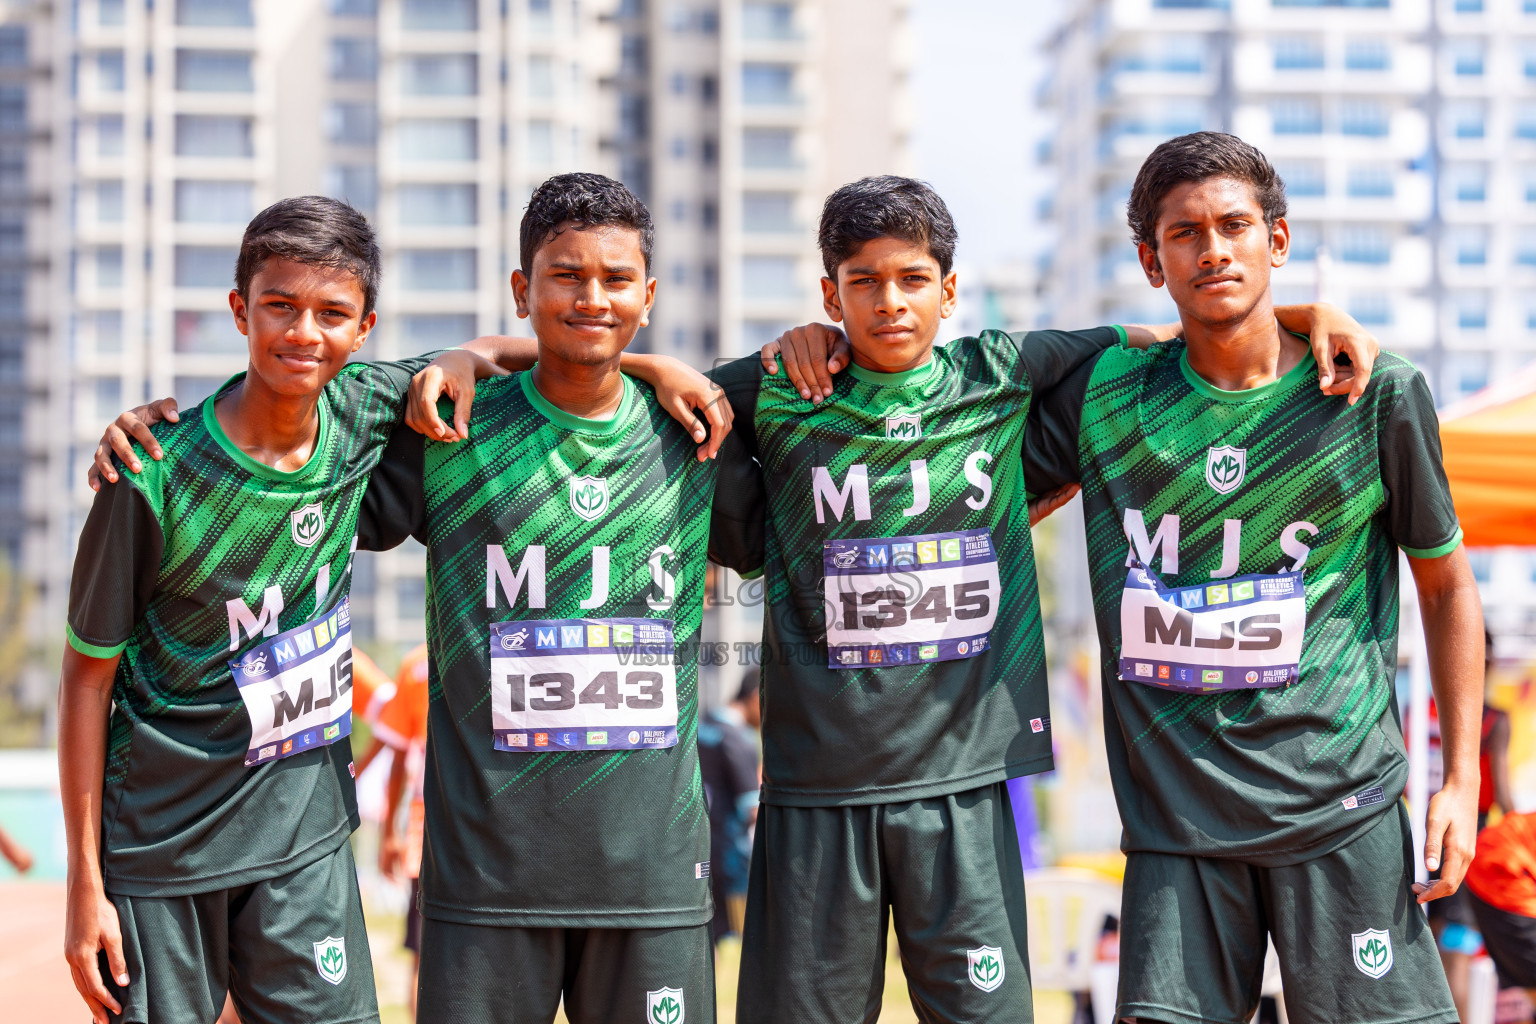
[
  {"x1": 1468, "y1": 889, "x2": 1536, "y2": 989},
  {"x1": 737, "y1": 781, "x2": 1030, "y2": 1024},
  {"x1": 102, "y1": 842, "x2": 377, "y2": 1024}
]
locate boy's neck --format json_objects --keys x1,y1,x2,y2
[
  {"x1": 530, "y1": 349, "x2": 626, "y2": 421},
  {"x1": 1179, "y1": 292, "x2": 1307, "y2": 393},
  {"x1": 215, "y1": 371, "x2": 324, "y2": 471}
]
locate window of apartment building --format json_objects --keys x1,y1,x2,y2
[
  {"x1": 400, "y1": 54, "x2": 478, "y2": 96},
  {"x1": 1449, "y1": 100, "x2": 1486, "y2": 138},
  {"x1": 1346, "y1": 163, "x2": 1394, "y2": 198},
  {"x1": 1451, "y1": 164, "x2": 1487, "y2": 201},
  {"x1": 621, "y1": 34, "x2": 646, "y2": 75},
  {"x1": 174, "y1": 310, "x2": 243, "y2": 352},
  {"x1": 401, "y1": 248, "x2": 477, "y2": 290},
  {"x1": 1339, "y1": 224, "x2": 1390, "y2": 264},
  {"x1": 744, "y1": 191, "x2": 795, "y2": 232},
  {"x1": 1271, "y1": 0, "x2": 1386, "y2": 6},
  {"x1": 331, "y1": 37, "x2": 378, "y2": 80},
  {"x1": 1522, "y1": 43, "x2": 1536, "y2": 79},
  {"x1": 398, "y1": 118, "x2": 477, "y2": 160},
  {"x1": 0, "y1": 144, "x2": 21, "y2": 197},
  {"x1": 1456, "y1": 297, "x2": 1489, "y2": 330},
  {"x1": 175, "y1": 246, "x2": 238, "y2": 287},
  {"x1": 175, "y1": 114, "x2": 254, "y2": 157},
  {"x1": 93, "y1": 377, "x2": 123, "y2": 424},
  {"x1": 1453, "y1": 227, "x2": 1489, "y2": 264},
  {"x1": 742, "y1": 256, "x2": 797, "y2": 299},
  {"x1": 1516, "y1": 227, "x2": 1536, "y2": 265},
  {"x1": 1348, "y1": 292, "x2": 1391, "y2": 327},
  {"x1": 90, "y1": 310, "x2": 123, "y2": 354},
  {"x1": 1274, "y1": 160, "x2": 1324, "y2": 196},
  {"x1": 619, "y1": 94, "x2": 646, "y2": 142},
  {"x1": 1450, "y1": 39, "x2": 1485, "y2": 76},
  {"x1": 0, "y1": 27, "x2": 24, "y2": 67},
  {"x1": 1288, "y1": 222, "x2": 1320, "y2": 260},
  {"x1": 99, "y1": 0, "x2": 125, "y2": 26},
  {"x1": 1454, "y1": 0, "x2": 1485, "y2": 12},
  {"x1": 97, "y1": 51, "x2": 126, "y2": 92},
  {"x1": 402, "y1": 0, "x2": 476, "y2": 31},
  {"x1": 1273, "y1": 37, "x2": 1324, "y2": 70},
  {"x1": 94, "y1": 180, "x2": 124, "y2": 222},
  {"x1": 176, "y1": 50, "x2": 254, "y2": 92},
  {"x1": 1344, "y1": 38, "x2": 1390, "y2": 71},
  {"x1": 744, "y1": 320, "x2": 789, "y2": 350},
  {"x1": 1271, "y1": 99, "x2": 1322, "y2": 134},
  {"x1": 742, "y1": 3, "x2": 795, "y2": 40},
  {"x1": 1340, "y1": 100, "x2": 1389, "y2": 137},
  {"x1": 402, "y1": 314, "x2": 476, "y2": 351},
  {"x1": 329, "y1": 0, "x2": 377, "y2": 15},
  {"x1": 174, "y1": 376, "x2": 229, "y2": 407},
  {"x1": 326, "y1": 163, "x2": 377, "y2": 211},
  {"x1": 743, "y1": 127, "x2": 795, "y2": 168},
  {"x1": 528, "y1": 55, "x2": 555, "y2": 98},
  {"x1": 1517, "y1": 103, "x2": 1536, "y2": 139},
  {"x1": 176, "y1": 0, "x2": 254, "y2": 27},
  {"x1": 528, "y1": 119, "x2": 554, "y2": 163},
  {"x1": 399, "y1": 183, "x2": 477, "y2": 225},
  {"x1": 96, "y1": 115, "x2": 125, "y2": 156},
  {"x1": 529, "y1": 0, "x2": 554, "y2": 33},
  {"x1": 175, "y1": 180, "x2": 253, "y2": 223},
  {"x1": 95, "y1": 246, "x2": 124, "y2": 289},
  {"x1": 742, "y1": 63, "x2": 795, "y2": 105},
  {"x1": 328, "y1": 102, "x2": 377, "y2": 145}
]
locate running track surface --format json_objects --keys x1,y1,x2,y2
[{"x1": 1, "y1": 883, "x2": 82, "y2": 1020}]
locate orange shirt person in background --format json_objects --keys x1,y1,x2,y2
[
  {"x1": 350, "y1": 646, "x2": 399, "y2": 776},
  {"x1": 1466, "y1": 812, "x2": 1536, "y2": 1004},
  {"x1": 375, "y1": 643, "x2": 429, "y2": 1020}
]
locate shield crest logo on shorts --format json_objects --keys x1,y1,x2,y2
[
  {"x1": 291, "y1": 502, "x2": 325, "y2": 547},
  {"x1": 1204, "y1": 445, "x2": 1247, "y2": 495},
  {"x1": 313, "y1": 936, "x2": 347, "y2": 985},
  {"x1": 1351, "y1": 929, "x2": 1393, "y2": 979},
  {"x1": 645, "y1": 987, "x2": 685, "y2": 1024},
  {"x1": 569, "y1": 475, "x2": 609, "y2": 522},
  {"x1": 967, "y1": 946, "x2": 1006, "y2": 992}
]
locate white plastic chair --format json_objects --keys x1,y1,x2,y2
[
  {"x1": 1465, "y1": 956, "x2": 1498, "y2": 1024},
  {"x1": 1023, "y1": 867, "x2": 1123, "y2": 1020}
]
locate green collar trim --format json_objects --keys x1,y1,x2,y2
[
  {"x1": 201, "y1": 374, "x2": 330, "y2": 483},
  {"x1": 848, "y1": 356, "x2": 938, "y2": 388},
  {"x1": 519, "y1": 371, "x2": 633, "y2": 435},
  {"x1": 1177, "y1": 335, "x2": 1317, "y2": 405}
]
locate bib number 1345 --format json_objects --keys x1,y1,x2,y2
[{"x1": 489, "y1": 618, "x2": 678, "y2": 752}]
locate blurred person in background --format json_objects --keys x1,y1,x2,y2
[
  {"x1": 697, "y1": 668, "x2": 761, "y2": 944},
  {"x1": 0, "y1": 824, "x2": 32, "y2": 875},
  {"x1": 1421, "y1": 631, "x2": 1513, "y2": 1021},
  {"x1": 1465, "y1": 811, "x2": 1536, "y2": 1009},
  {"x1": 351, "y1": 646, "x2": 400, "y2": 777},
  {"x1": 376, "y1": 643, "x2": 430, "y2": 1021}
]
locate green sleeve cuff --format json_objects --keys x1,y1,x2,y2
[
  {"x1": 66, "y1": 623, "x2": 127, "y2": 660},
  {"x1": 1400, "y1": 528, "x2": 1464, "y2": 560},
  {"x1": 1110, "y1": 324, "x2": 1129, "y2": 347},
  {"x1": 738, "y1": 567, "x2": 765, "y2": 581}
]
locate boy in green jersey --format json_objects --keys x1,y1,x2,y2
[
  {"x1": 351, "y1": 173, "x2": 760, "y2": 1024},
  {"x1": 742, "y1": 176, "x2": 1381, "y2": 1023},
  {"x1": 58, "y1": 197, "x2": 538, "y2": 1024},
  {"x1": 1020, "y1": 133, "x2": 1483, "y2": 1024}
]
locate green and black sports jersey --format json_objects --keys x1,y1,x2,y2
[
  {"x1": 359, "y1": 371, "x2": 751, "y2": 928},
  {"x1": 710, "y1": 328, "x2": 1117, "y2": 807},
  {"x1": 1025, "y1": 341, "x2": 1462, "y2": 864},
  {"x1": 66, "y1": 356, "x2": 434, "y2": 897}
]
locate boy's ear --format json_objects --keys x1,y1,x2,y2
[
  {"x1": 228, "y1": 288, "x2": 250, "y2": 335},
  {"x1": 511, "y1": 269, "x2": 531, "y2": 318},
  {"x1": 940, "y1": 270, "x2": 959, "y2": 320},
  {"x1": 352, "y1": 310, "x2": 377, "y2": 353},
  {"x1": 639, "y1": 275, "x2": 657, "y2": 329},
  {"x1": 1138, "y1": 242, "x2": 1165, "y2": 289},
  {"x1": 820, "y1": 277, "x2": 844, "y2": 323},
  {"x1": 1268, "y1": 216, "x2": 1291, "y2": 269}
]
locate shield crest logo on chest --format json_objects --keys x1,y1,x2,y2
[
  {"x1": 290, "y1": 502, "x2": 324, "y2": 547},
  {"x1": 569, "y1": 476, "x2": 609, "y2": 522},
  {"x1": 885, "y1": 413, "x2": 921, "y2": 440},
  {"x1": 1204, "y1": 445, "x2": 1247, "y2": 495}
]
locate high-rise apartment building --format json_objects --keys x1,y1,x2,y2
[{"x1": 1042, "y1": 0, "x2": 1536, "y2": 406}]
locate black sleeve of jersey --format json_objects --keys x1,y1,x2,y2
[
  {"x1": 357, "y1": 425, "x2": 427, "y2": 552},
  {"x1": 1379, "y1": 370, "x2": 1463, "y2": 559},
  {"x1": 67, "y1": 478, "x2": 164, "y2": 657},
  {"x1": 1022, "y1": 351, "x2": 1101, "y2": 498},
  {"x1": 359, "y1": 352, "x2": 443, "y2": 404},
  {"x1": 704, "y1": 356, "x2": 768, "y2": 575},
  {"x1": 1008, "y1": 326, "x2": 1121, "y2": 393}
]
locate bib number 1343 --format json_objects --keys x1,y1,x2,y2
[{"x1": 489, "y1": 618, "x2": 678, "y2": 752}]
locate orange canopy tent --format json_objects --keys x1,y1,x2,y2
[{"x1": 1438, "y1": 363, "x2": 1536, "y2": 547}]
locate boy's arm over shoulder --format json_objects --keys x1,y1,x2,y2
[
  {"x1": 706, "y1": 353, "x2": 768, "y2": 460},
  {"x1": 1005, "y1": 325, "x2": 1127, "y2": 394},
  {"x1": 1377, "y1": 356, "x2": 1462, "y2": 558},
  {"x1": 1023, "y1": 350, "x2": 1106, "y2": 499},
  {"x1": 704, "y1": 355, "x2": 768, "y2": 577},
  {"x1": 356, "y1": 424, "x2": 427, "y2": 553},
  {"x1": 68, "y1": 477, "x2": 163, "y2": 658}
]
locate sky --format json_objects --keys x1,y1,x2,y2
[{"x1": 909, "y1": 0, "x2": 1064, "y2": 272}]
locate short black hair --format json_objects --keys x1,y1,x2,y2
[
  {"x1": 1128, "y1": 132, "x2": 1287, "y2": 249},
  {"x1": 236, "y1": 196, "x2": 381, "y2": 315},
  {"x1": 734, "y1": 668, "x2": 760, "y2": 704},
  {"x1": 520, "y1": 172, "x2": 654, "y2": 275},
  {"x1": 817, "y1": 176, "x2": 958, "y2": 278}
]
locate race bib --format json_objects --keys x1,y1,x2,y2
[
  {"x1": 1118, "y1": 563, "x2": 1305, "y2": 693},
  {"x1": 231, "y1": 599, "x2": 353, "y2": 767},
  {"x1": 823, "y1": 527, "x2": 999, "y2": 670},
  {"x1": 488, "y1": 618, "x2": 678, "y2": 752}
]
